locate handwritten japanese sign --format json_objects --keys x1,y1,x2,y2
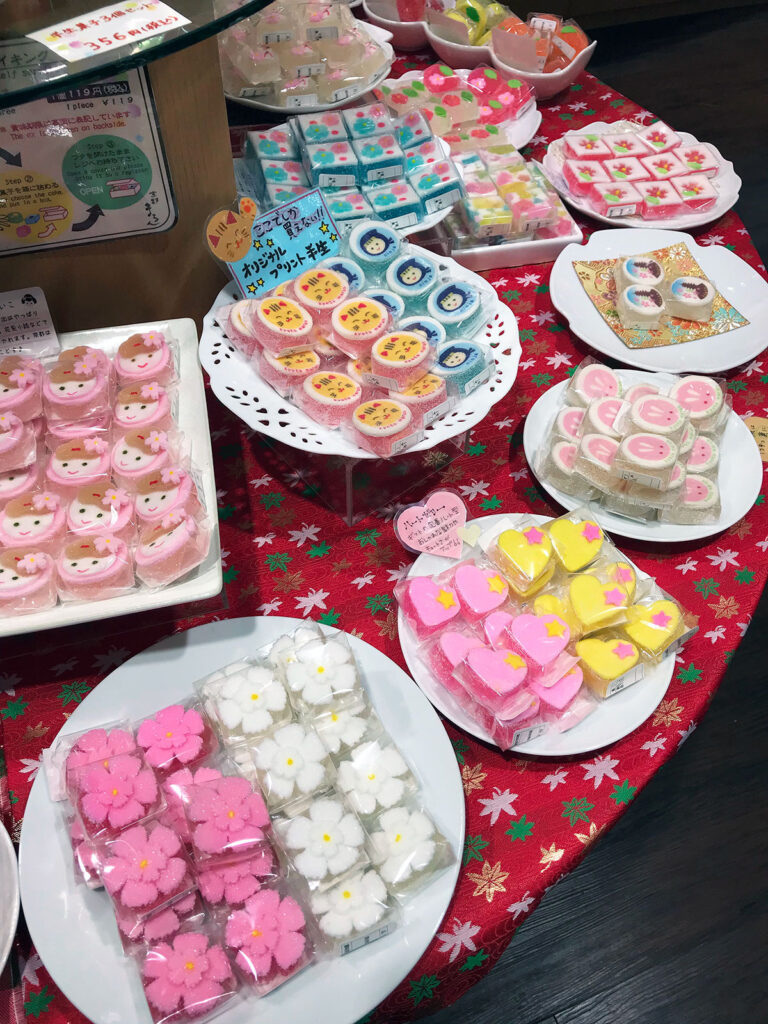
[
  {"x1": 394, "y1": 490, "x2": 468, "y2": 559},
  {"x1": 28, "y1": 1, "x2": 190, "y2": 63},
  {"x1": 206, "y1": 189, "x2": 341, "y2": 299}
]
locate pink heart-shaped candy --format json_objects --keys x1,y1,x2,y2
[
  {"x1": 454, "y1": 563, "x2": 508, "y2": 619},
  {"x1": 529, "y1": 665, "x2": 584, "y2": 710},
  {"x1": 509, "y1": 614, "x2": 570, "y2": 668},
  {"x1": 484, "y1": 610, "x2": 515, "y2": 649},
  {"x1": 438, "y1": 630, "x2": 485, "y2": 669},
  {"x1": 465, "y1": 647, "x2": 528, "y2": 713},
  {"x1": 404, "y1": 576, "x2": 460, "y2": 634}
]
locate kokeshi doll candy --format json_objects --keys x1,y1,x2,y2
[
  {"x1": 135, "y1": 512, "x2": 210, "y2": 588},
  {"x1": 0, "y1": 356, "x2": 42, "y2": 421},
  {"x1": 0, "y1": 491, "x2": 66, "y2": 553},
  {"x1": 43, "y1": 362, "x2": 109, "y2": 422},
  {"x1": 67, "y1": 482, "x2": 135, "y2": 544},
  {"x1": 0, "y1": 548, "x2": 56, "y2": 614},
  {"x1": 56, "y1": 535, "x2": 135, "y2": 601},
  {"x1": 46, "y1": 436, "x2": 110, "y2": 495},
  {"x1": 113, "y1": 383, "x2": 172, "y2": 433},
  {"x1": 115, "y1": 331, "x2": 174, "y2": 385},
  {"x1": 111, "y1": 429, "x2": 171, "y2": 491}
]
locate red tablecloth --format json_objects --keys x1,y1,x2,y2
[{"x1": 2, "y1": 68, "x2": 766, "y2": 1024}]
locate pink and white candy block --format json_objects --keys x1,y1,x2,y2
[
  {"x1": 640, "y1": 152, "x2": 687, "y2": 181},
  {"x1": 46, "y1": 436, "x2": 111, "y2": 495},
  {"x1": 600, "y1": 134, "x2": 653, "y2": 159},
  {"x1": 0, "y1": 356, "x2": 42, "y2": 421},
  {"x1": 69, "y1": 749, "x2": 161, "y2": 841},
  {"x1": 562, "y1": 134, "x2": 612, "y2": 161},
  {"x1": 135, "y1": 512, "x2": 211, "y2": 588},
  {"x1": 56, "y1": 534, "x2": 135, "y2": 601},
  {"x1": 672, "y1": 143, "x2": 720, "y2": 178},
  {"x1": 439, "y1": 89, "x2": 479, "y2": 126},
  {"x1": 603, "y1": 157, "x2": 651, "y2": 184},
  {"x1": 637, "y1": 121, "x2": 681, "y2": 153},
  {"x1": 0, "y1": 462, "x2": 39, "y2": 506},
  {"x1": 635, "y1": 180, "x2": 686, "y2": 220},
  {"x1": 0, "y1": 491, "x2": 66, "y2": 553},
  {"x1": 423, "y1": 63, "x2": 461, "y2": 94},
  {"x1": 0, "y1": 413, "x2": 36, "y2": 474},
  {"x1": 562, "y1": 159, "x2": 610, "y2": 197},
  {"x1": 134, "y1": 467, "x2": 201, "y2": 526},
  {"x1": 589, "y1": 182, "x2": 643, "y2": 218},
  {"x1": 0, "y1": 547, "x2": 56, "y2": 614},
  {"x1": 488, "y1": 691, "x2": 542, "y2": 749},
  {"x1": 669, "y1": 174, "x2": 719, "y2": 211},
  {"x1": 67, "y1": 482, "x2": 136, "y2": 544}
]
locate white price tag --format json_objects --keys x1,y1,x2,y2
[
  {"x1": 605, "y1": 663, "x2": 645, "y2": 697},
  {"x1": 390, "y1": 430, "x2": 425, "y2": 455},
  {"x1": 389, "y1": 212, "x2": 418, "y2": 231},
  {"x1": 318, "y1": 172, "x2": 356, "y2": 188},
  {"x1": 362, "y1": 372, "x2": 398, "y2": 391},
  {"x1": 264, "y1": 29, "x2": 292, "y2": 44},
  {"x1": 239, "y1": 85, "x2": 270, "y2": 98},
  {"x1": 423, "y1": 397, "x2": 454, "y2": 426},
  {"x1": 616, "y1": 467, "x2": 663, "y2": 490},
  {"x1": 512, "y1": 723, "x2": 547, "y2": 746},
  {"x1": 366, "y1": 165, "x2": 401, "y2": 182},
  {"x1": 296, "y1": 62, "x2": 324, "y2": 78},
  {"x1": 306, "y1": 25, "x2": 339, "y2": 41},
  {"x1": 332, "y1": 85, "x2": 358, "y2": 103},
  {"x1": 285, "y1": 94, "x2": 318, "y2": 109},
  {"x1": 607, "y1": 203, "x2": 638, "y2": 217},
  {"x1": 463, "y1": 365, "x2": 493, "y2": 396},
  {"x1": 425, "y1": 188, "x2": 461, "y2": 214},
  {"x1": 340, "y1": 923, "x2": 391, "y2": 955}
]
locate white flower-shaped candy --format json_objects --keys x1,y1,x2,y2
[
  {"x1": 283, "y1": 797, "x2": 365, "y2": 881},
  {"x1": 369, "y1": 806, "x2": 436, "y2": 886},
  {"x1": 311, "y1": 870, "x2": 387, "y2": 938},
  {"x1": 269, "y1": 626, "x2": 322, "y2": 672},
  {"x1": 254, "y1": 722, "x2": 328, "y2": 803},
  {"x1": 215, "y1": 666, "x2": 287, "y2": 737},
  {"x1": 315, "y1": 707, "x2": 369, "y2": 755},
  {"x1": 286, "y1": 638, "x2": 357, "y2": 707},
  {"x1": 336, "y1": 741, "x2": 410, "y2": 816}
]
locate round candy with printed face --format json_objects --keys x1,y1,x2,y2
[
  {"x1": 352, "y1": 398, "x2": 412, "y2": 438},
  {"x1": 371, "y1": 332, "x2": 431, "y2": 376},
  {"x1": 551, "y1": 441, "x2": 577, "y2": 475},
  {"x1": 113, "y1": 384, "x2": 171, "y2": 431},
  {"x1": 669, "y1": 375, "x2": 723, "y2": 424},
  {"x1": 0, "y1": 464, "x2": 38, "y2": 503},
  {"x1": 0, "y1": 548, "x2": 55, "y2": 609},
  {"x1": 432, "y1": 340, "x2": 483, "y2": 389},
  {"x1": 255, "y1": 297, "x2": 314, "y2": 349},
  {"x1": 331, "y1": 298, "x2": 389, "y2": 345},
  {"x1": 686, "y1": 435, "x2": 719, "y2": 474},
  {"x1": 292, "y1": 268, "x2": 349, "y2": 315},
  {"x1": 587, "y1": 397, "x2": 627, "y2": 437},
  {"x1": 134, "y1": 468, "x2": 196, "y2": 523},
  {"x1": 385, "y1": 254, "x2": 438, "y2": 299},
  {"x1": 262, "y1": 348, "x2": 321, "y2": 380},
  {"x1": 318, "y1": 257, "x2": 366, "y2": 292},
  {"x1": 302, "y1": 372, "x2": 362, "y2": 410},
  {"x1": 620, "y1": 257, "x2": 664, "y2": 286},
  {"x1": 398, "y1": 316, "x2": 446, "y2": 348},
  {"x1": 571, "y1": 363, "x2": 621, "y2": 404},
  {"x1": 681, "y1": 473, "x2": 719, "y2": 509},
  {"x1": 47, "y1": 438, "x2": 110, "y2": 489},
  {"x1": 57, "y1": 536, "x2": 131, "y2": 586},
  {"x1": 630, "y1": 395, "x2": 686, "y2": 435},
  {"x1": 0, "y1": 493, "x2": 65, "y2": 548},
  {"x1": 44, "y1": 364, "x2": 101, "y2": 405},
  {"x1": 348, "y1": 221, "x2": 401, "y2": 266},
  {"x1": 0, "y1": 356, "x2": 41, "y2": 418},
  {"x1": 426, "y1": 281, "x2": 481, "y2": 327},
  {"x1": 111, "y1": 430, "x2": 170, "y2": 482},
  {"x1": 363, "y1": 289, "x2": 405, "y2": 322},
  {"x1": 67, "y1": 483, "x2": 133, "y2": 536},
  {"x1": 115, "y1": 331, "x2": 171, "y2": 383}
]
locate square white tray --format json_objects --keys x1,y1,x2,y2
[{"x1": 0, "y1": 318, "x2": 222, "y2": 638}]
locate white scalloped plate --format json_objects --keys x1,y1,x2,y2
[
  {"x1": 541, "y1": 121, "x2": 741, "y2": 230},
  {"x1": 200, "y1": 249, "x2": 520, "y2": 459},
  {"x1": 398, "y1": 513, "x2": 674, "y2": 757},
  {"x1": 549, "y1": 228, "x2": 768, "y2": 373},
  {"x1": 523, "y1": 371, "x2": 762, "y2": 542},
  {"x1": 0, "y1": 820, "x2": 19, "y2": 974}
]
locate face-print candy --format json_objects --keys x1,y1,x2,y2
[
  {"x1": 330, "y1": 298, "x2": 389, "y2": 359},
  {"x1": 258, "y1": 348, "x2": 321, "y2": 399},
  {"x1": 291, "y1": 268, "x2": 349, "y2": 325},
  {"x1": 0, "y1": 462, "x2": 39, "y2": 505},
  {"x1": 686, "y1": 435, "x2": 719, "y2": 475},
  {"x1": 568, "y1": 362, "x2": 621, "y2": 407},
  {"x1": 135, "y1": 512, "x2": 211, "y2": 588},
  {"x1": 253, "y1": 296, "x2": 314, "y2": 355},
  {"x1": 562, "y1": 159, "x2": 610, "y2": 198},
  {"x1": 0, "y1": 413, "x2": 36, "y2": 474},
  {"x1": 669, "y1": 375, "x2": 725, "y2": 432},
  {"x1": 661, "y1": 472, "x2": 721, "y2": 525},
  {"x1": 43, "y1": 362, "x2": 110, "y2": 423},
  {"x1": 616, "y1": 285, "x2": 666, "y2": 329},
  {"x1": 111, "y1": 430, "x2": 171, "y2": 492},
  {"x1": 0, "y1": 547, "x2": 56, "y2": 614},
  {"x1": 56, "y1": 535, "x2": 135, "y2": 601},
  {"x1": 349, "y1": 397, "x2": 419, "y2": 457},
  {"x1": 665, "y1": 277, "x2": 715, "y2": 322},
  {"x1": 46, "y1": 436, "x2": 110, "y2": 495},
  {"x1": 574, "y1": 433, "x2": 619, "y2": 488},
  {"x1": 295, "y1": 371, "x2": 362, "y2": 428},
  {"x1": 584, "y1": 397, "x2": 629, "y2": 438},
  {"x1": 113, "y1": 383, "x2": 172, "y2": 432},
  {"x1": 115, "y1": 331, "x2": 174, "y2": 386},
  {"x1": 615, "y1": 432, "x2": 678, "y2": 490},
  {"x1": 0, "y1": 356, "x2": 42, "y2": 421},
  {"x1": 134, "y1": 466, "x2": 201, "y2": 525},
  {"x1": 67, "y1": 482, "x2": 135, "y2": 544},
  {"x1": 629, "y1": 395, "x2": 687, "y2": 438},
  {"x1": 554, "y1": 406, "x2": 585, "y2": 440},
  {"x1": 0, "y1": 491, "x2": 66, "y2": 553},
  {"x1": 388, "y1": 373, "x2": 451, "y2": 430},
  {"x1": 369, "y1": 332, "x2": 433, "y2": 391}
]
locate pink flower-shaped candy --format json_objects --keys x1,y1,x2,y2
[
  {"x1": 143, "y1": 931, "x2": 234, "y2": 1018},
  {"x1": 160, "y1": 466, "x2": 184, "y2": 485},
  {"x1": 117, "y1": 891, "x2": 201, "y2": 945},
  {"x1": 198, "y1": 847, "x2": 276, "y2": 906},
  {"x1": 65, "y1": 727, "x2": 136, "y2": 774},
  {"x1": 9, "y1": 367, "x2": 35, "y2": 386},
  {"x1": 160, "y1": 765, "x2": 222, "y2": 838},
  {"x1": 103, "y1": 822, "x2": 190, "y2": 910},
  {"x1": 32, "y1": 491, "x2": 59, "y2": 511},
  {"x1": 141, "y1": 331, "x2": 165, "y2": 350},
  {"x1": 102, "y1": 487, "x2": 130, "y2": 509},
  {"x1": 0, "y1": 412, "x2": 20, "y2": 432},
  {"x1": 78, "y1": 753, "x2": 159, "y2": 832},
  {"x1": 83, "y1": 436, "x2": 107, "y2": 453},
  {"x1": 19, "y1": 552, "x2": 47, "y2": 574},
  {"x1": 140, "y1": 382, "x2": 163, "y2": 400},
  {"x1": 137, "y1": 704, "x2": 207, "y2": 772},
  {"x1": 73, "y1": 358, "x2": 95, "y2": 376},
  {"x1": 93, "y1": 534, "x2": 118, "y2": 554},
  {"x1": 147, "y1": 430, "x2": 168, "y2": 453},
  {"x1": 225, "y1": 889, "x2": 308, "y2": 983},
  {"x1": 188, "y1": 775, "x2": 269, "y2": 858}
]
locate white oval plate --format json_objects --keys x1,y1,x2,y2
[
  {"x1": 0, "y1": 821, "x2": 19, "y2": 973},
  {"x1": 523, "y1": 372, "x2": 762, "y2": 543},
  {"x1": 227, "y1": 24, "x2": 394, "y2": 113},
  {"x1": 541, "y1": 121, "x2": 741, "y2": 230},
  {"x1": 19, "y1": 617, "x2": 464, "y2": 1024},
  {"x1": 549, "y1": 228, "x2": 768, "y2": 373},
  {"x1": 200, "y1": 247, "x2": 520, "y2": 460},
  {"x1": 398, "y1": 513, "x2": 674, "y2": 757}
]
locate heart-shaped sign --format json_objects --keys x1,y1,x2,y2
[{"x1": 394, "y1": 490, "x2": 468, "y2": 559}]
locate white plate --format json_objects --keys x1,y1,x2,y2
[
  {"x1": 0, "y1": 320, "x2": 221, "y2": 639},
  {"x1": 227, "y1": 24, "x2": 394, "y2": 112},
  {"x1": 19, "y1": 616, "x2": 464, "y2": 1024},
  {"x1": 523, "y1": 372, "x2": 762, "y2": 543},
  {"x1": 0, "y1": 820, "x2": 19, "y2": 973},
  {"x1": 398, "y1": 513, "x2": 674, "y2": 757},
  {"x1": 200, "y1": 246, "x2": 521, "y2": 459},
  {"x1": 549, "y1": 228, "x2": 768, "y2": 373},
  {"x1": 541, "y1": 121, "x2": 741, "y2": 230}
]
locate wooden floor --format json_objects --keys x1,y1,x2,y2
[{"x1": 425, "y1": 7, "x2": 768, "y2": 1024}]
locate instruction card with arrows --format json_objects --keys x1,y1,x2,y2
[{"x1": 0, "y1": 65, "x2": 175, "y2": 256}]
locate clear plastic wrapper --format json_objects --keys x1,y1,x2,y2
[
  {"x1": 310, "y1": 868, "x2": 396, "y2": 954},
  {"x1": 575, "y1": 632, "x2": 645, "y2": 698},
  {"x1": 55, "y1": 534, "x2": 135, "y2": 601},
  {"x1": 566, "y1": 570, "x2": 631, "y2": 634},
  {"x1": 44, "y1": 411, "x2": 112, "y2": 452},
  {"x1": 572, "y1": 432, "x2": 619, "y2": 490},
  {"x1": 0, "y1": 413, "x2": 37, "y2": 473},
  {"x1": 367, "y1": 801, "x2": 454, "y2": 899},
  {"x1": 42, "y1": 360, "x2": 111, "y2": 423},
  {"x1": 110, "y1": 427, "x2": 176, "y2": 492},
  {"x1": 425, "y1": 279, "x2": 486, "y2": 339},
  {"x1": 451, "y1": 558, "x2": 510, "y2": 623},
  {"x1": 0, "y1": 460, "x2": 40, "y2": 505},
  {"x1": 275, "y1": 793, "x2": 369, "y2": 891},
  {"x1": 624, "y1": 393, "x2": 688, "y2": 445},
  {"x1": 44, "y1": 435, "x2": 110, "y2": 495},
  {"x1": 139, "y1": 927, "x2": 239, "y2": 1024},
  {"x1": 686, "y1": 434, "x2": 718, "y2": 477},
  {"x1": 432, "y1": 339, "x2": 494, "y2": 398},
  {"x1": 621, "y1": 582, "x2": 698, "y2": 660},
  {"x1": 0, "y1": 490, "x2": 66, "y2": 553},
  {"x1": 197, "y1": 844, "x2": 279, "y2": 909},
  {"x1": 613, "y1": 431, "x2": 680, "y2": 491},
  {"x1": 134, "y1": 511, "x2": 212, "y2": 589},
  {"x1": 425, "y1": 629, "x2": 485, "y2": 692},
  {"x1": 528, "y1": 663, "x2": 587, "y2": 713},
  {"x1": 486, "y1": 519, "x2": 556, "y2": 597},
  {"x1": 536, "y1": 440, "x2": 597, "y2": 501},
  {"x1": 66, "y1": 481, "x2": 136, "y2": 545},
  {"x1": 249, "y1": 294, "x2": 316, "y2": 357},
  {"x1": 660, "y1": 472, "x2": 721, "y2": 525},
  {"x1": 116, "y1": 890, "x2": 206, "y2": 955},
  {"x1": 283, "y1": 630, "x2": 363, "y2": 713},
  {"x1": 497, "y1": 609, "x2": 579, "y2": 683},
  {"x1": 56, "y1": 344, "x2": 112, "y2": 380},
  {"x1": 293, "y1": 370, "x2": 364, "y2": 429},
  {"x1": 668, "y1": 374, "x2": 729, "y2": 436},
  {"x1": 335, "y1": 737, "x2": 416, "y2": 820},
  {"x1": 329, "y1": 297, "x2": 390, "y2": 359},
  {"x1": 200, "y1": 659, "x2": 291, "y2": 749},
  {"x1": 136, "y1": 701, "x2": 219, "y2": 777},
  {"x1": 134, "y1": 466, "x2": 204, "y2": 526},
  {"x1": 311, "y1": 699, "x2": 379, "y2": 759},
  {"x1": 114, "y1": 382, "x2": 174, "y2": 433},
  {"x1": 160, "y1": 765, "x2": 223, "y2": 840},
  {"x1": 395, "y1": 572, "x2": 461, "y2": 643},
  {"x1": 257, "y1": 347, "x2": 322, "y2": 399},
  {"x1": 345, "y1": 397, "x2": 425, "y2": 457},
  {"x1": 359, "y1": 287, "x2": 404, "y2": 323},
  {"x1": 346, "y1": 220, "x2": 402, "y2": 279},
  {"x1": 545, "y1": 507, "x2": 605, "y2": 573},
  {"x1": 100, "y1": 820, "x2": 196, "y2": 925},
  {"x1": 267, "y1": 624, "x2": 324, "y2": 675},
  {"x1": 114, "y1": 330, "x2": 177, "y2": 387},
  {"x1": 224, "y1": 882, "x2": 314, "y2": 994},
  {"x1": 387, "y1": 372, "x2": 454, "y2": 430},
  {"x1": 452, "y1": 643, "x2": 531, "y2": 718},
  {"x1": 364, "y1": 331, "x2": 435, "y2": 391},
  {"x1": 251, "y1": 721, "x2": 335, "y2": 813},
  {"x1": 67, "y1": 813, "x2": 103, "y2": 888},
  {"x1": 67, "y1": 748, "x2": 163, "y2": 842},
  {"x1": 532, "y1": 591, "x2": 582, "y2": 640},
  {"x1": 183, "y1": 772, "x2": 271, "y2": 868},
  {"x1": 0, "y1": 356, "x2": 43, "y2": 421},
  {"x1": 565, "y1": 358, "x2": 622, "y2": 408}
]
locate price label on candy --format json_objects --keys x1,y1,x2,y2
[{"x1": 205, "y1": 190, "x2": 341, "y2": 300}]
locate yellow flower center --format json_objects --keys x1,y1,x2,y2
[
  {"x1": 165, "y1": 731, "x2": 173, "y2": 738},
  {"x1": 227, "y1": 809, "x2": 235, "y2": 818},
  {"x1": 323, "y1": 833, "x2": 331, "y2": 842},
  {"x1": 103, "y1": 759, "x2": 109, "y2": 768},
  {"x1": 367, "y1": 773, "x2": 376, "y2": 781},
  {"x1": 342, "y1": 890, "x2": 351, "y2": 899},
  {"x1": 331, "y1": 714, "x2": 338, "y2": 722},
  {"x1": 394, "y1": 833, "x2": 402, "y2": 843},
  {"x1": 316, "y1": 666, "x2": 325, "y2": 674},
  {"x1": 185, "y1": 961, "x2": 195, "y2": 971},
  {"x1": 251, "y1": 693, "x2": 259, "y2": 701},
  {"x1": 139, "y1": 859, "x2": 148, "y2": 869},
  {"x1": 286, "y1": 758, "x2": 294, "y2": 766},
  {"x1": 251, "y1": 928, "x2": 262, "y2": 937},
  {"x1": 111, "y1": 788, "x2": 118, "y2": 796}
]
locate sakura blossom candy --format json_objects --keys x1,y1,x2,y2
[
  {"x1": 69, "y1": 750, "x2": 162, "y2": 841},
  {"x1": 135, "y1": 511, "x2": 211, "y2": 588},
  {"x1": 134, "y1": 467, "x2": 202, "y2": 526},
  {"x1": 114, "y1": 382, "x2": 173, "y2": 432},
  {"x1": 67, "y1": 815, "x2": 102, "y2": 889},
  {"x1": 225, "y1": 885, "x2": 313, "y2": 994},
  {"x1": 0, "y1": 413, "x2": 36, "y2": 474},
  {"x1": 634, "y1": 181, "x2": 685, "y2": 219},
  {"x1": 253, "y1": 721, "x2": 334, "y2": 814},
  {"x1": 312, "y1": 702, "x2": 378, "y2": 759},
  {"x1": 67, "y1": 481, "x2": 135, "y2": 544},
  {"x1": 141, "y1": 930, "x2": 238, "y2": 1024},
  {"x1": 159, "y1": 765, "x2": 222, "y2": 839},
  {"x1": 203, "y1": 662, "x2": 291, "y2": 748},
  {"x1": 336, "y1": 738, "x2": 416, "y2": 819},
  {"x1": 640, "y1": 152, "x2": 687, "y2": 182},
  {"x1": 284, "y1": 633, "x2": 361, "y2": 713},
  {"x1": 276, "y1": 795, "x2": 368, "y2": 890},
  {"x1": 101, "y1": 821, "x2": 195, "y2": 923},
  {"x1": 115, "y1": 330, "x2": 174, "y2": 386},
  {"x1": 368, "y1": 803, "x2": 453, "y2": 897},
  {"x1": 0, "y1": 460, "x2": 39, "y2": 506},
  {"x1": 63, "y1": 724, "x2": 136, "y2": 782},
  {"x1": 311, "y1": 869, "x2": 394, "y2": 953},
  {"x1": 111, "y1": 428, "x2": 172, "y2": 491},
  {"x1": 0, "y1": 547, "x2": 56, "y2": 614},
  {"x1": 0, "y1": 490, "x2": 66, "y2": 553},
  {"x1": 56, "y1": 535, "x2": 135, "y2": 601},
  {"x1": 600, "y1": 133, "x2": 653, "y2": 159},
  {"x1": 46, "y1": 436, "x2": 110, "y2": 495},
  {"x1": 43, "y1": 361, "x2": 110, "y2": 423},
  {"x1": 137, "y1": 703, "x2": 217, "y2": 776},
  {"x1": 185, "y1": 774, "x2": 270, "y2": 866},
  {"x1": 0, "y1": 356, "x2": 42, "y2": 420},
  {"x1": 116, "y1": 891, "x2": 206, "y2": 954},
  {"x1": 197, "y1": 845, "x2": 278, "y2": 909},
  {"x1": 56, "y1": 344, "x2": 112, "y2": 380}
]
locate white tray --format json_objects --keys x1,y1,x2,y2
[
  {"x1": 227, "y1": 24, "x2": 394, "y2": 113},
  {"x1": 398, "y1": 513, "x2": 674, "y2": 757},
  {"x1": 549, "y1": 228, "x2": 768, "y2": 373},
  {"x1": 0, "y1": 320, "x2": 222, "y2": 639},
  {"x1": 523, "y1": 370, "x2": 762, "y2": 543},
  {"x1": 0, "y1": 821, "x2": 19, "y2": 974},
  {"x1": 542, "y1": 121, "x2": 741, "y2": 230},
  {"x1": 450, "y1": 221, "x2": 583, "y2": 273},
  {"x1": 200, "y1": 247, "x2": 521, "y2": 459},
  {"x1": 19, "y1": 617, "x2": 464, "y2": 1024}
]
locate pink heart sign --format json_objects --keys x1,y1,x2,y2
[{"x1": 394, "y1": 489, "x2": 468, "y2": 559}]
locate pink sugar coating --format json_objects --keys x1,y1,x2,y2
[
  {"x1": 103, "y1": 822, "x2": 190, "y2": 910},
  {"x1": 188, "y1": 775, "x2": 270, "y2": 858},
  {"x1": 136, "y1": 704, "x2": 206, "y2": 773},
  {"x1": 226, "y1": 889, "x2": 307, "y2": 981},
  {"x1": 143, "y1": 931, "x2": 234, "y2": 1018},
  {"x1": 197, "y1": 847, "x2": 276, "y2": 906},
  {"x1": 77, "y1": 752, "x2": 159, "y2": 832}
]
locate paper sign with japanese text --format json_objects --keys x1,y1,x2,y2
[
  {"x1": 28, "y1": 1, "x2": 190, "y2": 63},
  {"x1": 205, "y1": 189, "x2": 341, "y2": 299},
  {"x1": 0, "y1": 287, "x2": 59, "y2": 357}
]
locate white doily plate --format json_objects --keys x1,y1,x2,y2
[
  {"x1": 541, "y1": 121, "x2": 741, "y2": 230},
  {"x1": 200, "y1": 248, "x2": 520, "y2": 459},
  {"x1": 398, "y1": 513, "x2": 674, "y2": 757}
]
